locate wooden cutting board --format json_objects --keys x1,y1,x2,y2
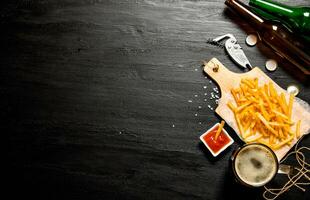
[{"x1": 203, "y1": 58, "x2": 310, "y2": 161}]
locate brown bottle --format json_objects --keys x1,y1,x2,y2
[{"x1": 225, "y1": 0, "x2": 310, "y2": 78}]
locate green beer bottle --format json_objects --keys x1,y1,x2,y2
[{"x1": 249, "y1": 0, "x2": 310, "y2": 41}]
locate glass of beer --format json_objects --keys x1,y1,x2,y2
[{"x1": 231, "y1": 143, "x2": 279, "y2": 187}]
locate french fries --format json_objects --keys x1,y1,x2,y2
[
  {"x1": 215, "y1": 120, "x2": 225, "y2": 140},
  {"x1": 227, "y1": 78, "x2": 301, "y2": 150}
]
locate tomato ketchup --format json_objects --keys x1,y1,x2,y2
[{"x1": 200, "y1": 124, "x2": 233, "y2": 155}]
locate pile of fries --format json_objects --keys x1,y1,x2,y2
[{"x1": 227, "y1": 78, "x2": 301, "y2": 150}]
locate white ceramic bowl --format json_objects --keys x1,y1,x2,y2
[{"x1": 200, "y1": 123, "x2": 234, "y2": 157}]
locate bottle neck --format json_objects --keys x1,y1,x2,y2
[
  {"x1": 250, "y1": 0, "x2": 294, "y2": 16},
  {"x1": 225, "y1": 0, "x2": 265, "y2": 28}
]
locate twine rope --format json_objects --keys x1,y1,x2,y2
[{"x1": 263, "y1": 138, "x2": 310, "y2": 200}]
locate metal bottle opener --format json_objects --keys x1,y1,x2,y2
[{"x1": 213, "y1": 34, "x2": 252, "y2": 70}]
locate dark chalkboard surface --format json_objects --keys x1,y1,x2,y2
[{"x1": 3, "y1": 0, "x2": 310, "y2": 199}]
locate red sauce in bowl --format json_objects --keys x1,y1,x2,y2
[{"x1": 202, "y1": 126, "x2": 231, "y2": 154}]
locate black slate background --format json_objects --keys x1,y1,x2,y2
[{"x1": 2, "y1": 0, "x2": 310, "y2": 199}]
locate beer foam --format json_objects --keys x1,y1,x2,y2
[{"x1": 234, "y1": 144, "x2": 277, "y2": 187}]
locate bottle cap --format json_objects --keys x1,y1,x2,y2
[
  {"x1": 245, "y1": 34, "x2": 258, "y2": 47},
  {"x1": 265, "y1": 59, "x2": 277, "y2": 72},
  {"x1": 287, "y1": 85, "x2": 299, "y2": 96}
]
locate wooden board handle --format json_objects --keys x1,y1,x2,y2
[{"x1": 203, "y1": 58, "x2": 240, "y2": 94}]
